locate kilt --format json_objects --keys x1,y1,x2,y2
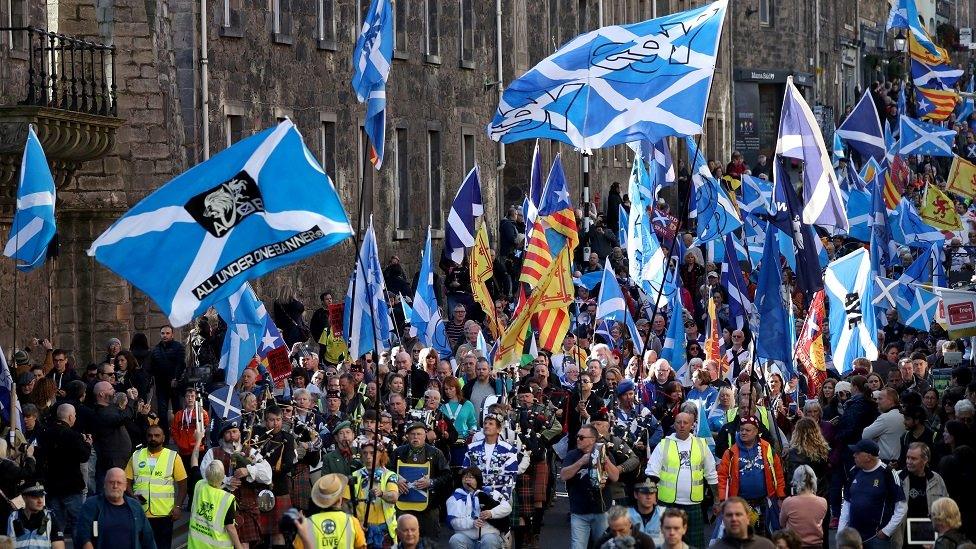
[
  {"x1": 234, "y1": 487, "x2": 262, "y2": 544},
  {"x1": 289, "y1": 464, "x2": 312, "y2": 512},
  {"x1": 259, "y1": 494, "x2": 292, "y2": 536},
  {"x1": 514, "y1": 460, "x2": 550, "y2": 519}
]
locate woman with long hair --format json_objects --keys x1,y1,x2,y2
[
  {"x1": 865, "y1": 372, "x2": 884, "y2": 395},
  {"x1": 817, "y1": 379, "x2": 836, "y2": 418},
  {"x1": 441, "y1": 376, "x2": 477, "y2": 465},
  {"x1": 115, "y1": 349, "x2": 151, "y2": 400},
  {"x1": 418, "y1": 348, "x2": 439, "y2": 377},
  {"x1": 785, "y1": 418, "x2": 830, "y2": 495},
  {"x1": 779, "y1": 464, "x2": 828, "y2": 549},
  {"x1": 708, "y1": 385, "x2": 736, "y2": 435}
]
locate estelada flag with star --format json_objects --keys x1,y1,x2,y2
[{"x1": 919, "y1": 183, "x2": 963, "y2": 231}]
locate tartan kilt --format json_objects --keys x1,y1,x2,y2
[
  {"x1": 234, "y1": 487, "x2": 263, "y2": 544},
  {"x1": 289, "y1": 464, "x2": 312, "y2": 512},
  {"x1": 259, "y1": 494, "x2": 292, "y2": 536},
  {"x1": 514, "y1": 460, "x2": 550, "y2": 519}
]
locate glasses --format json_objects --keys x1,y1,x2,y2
[{"x1": 576, "y1": 435, "x2": 593, "y2": 440}]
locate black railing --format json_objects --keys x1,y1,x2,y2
[{"x1": 1, "y1": 26, "x2": 117, "y2": 116}]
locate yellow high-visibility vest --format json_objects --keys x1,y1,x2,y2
[
  {"x1": 188, "y1": 479, "x2": 235, "y2": 549},
  {"x1": 309, "y1": 510, "x2": 356, "y2": 549},
  {"x1": 130, "y1": 447, "x2": 178, "y2": 517},
  {"x1": 657, "y1": 436, "x2": 708, "y2": 504}
]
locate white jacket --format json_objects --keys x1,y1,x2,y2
[
  {"x1": 447, "y1": 488, "x2": 512, "y2": 540},
  {"x1": 862, "y1": 409, "x2": 906, "y2": 461}
]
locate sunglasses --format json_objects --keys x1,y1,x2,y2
[{"x1": 576, "y1": 435, "x2": 592, "y2": 440}]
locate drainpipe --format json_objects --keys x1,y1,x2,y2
[
  {"x1": 200, "y1": 0, "x2": 210, "y2": 160},
  {"x1": 495, "y1": 0, "x2": 505, "y2": 220}
]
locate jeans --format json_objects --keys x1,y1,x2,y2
[
  {"x1": 149, "y1": 516, "x2": 174, "y2": 549},
  {"x1": 47, "y1": 493, "x2": 85, "y2": 533},
  {"x1": 570, "y1": 512, "x2": 608, "y2": 549},
  {"x1": 450, "y1": 532, "x2": 505, "y2": 549},
  {"x1": 862, "y1": 536, "x2": 891, "y2": 549}
]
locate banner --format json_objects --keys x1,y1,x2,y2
[
  {"x1": 947, "y1": 155, "x2": 976, "y2": 198},
  {"x1": 327, "y1": 303, "x2": 345, "y2": 335},
  {"x1": 935, "y1": 287, "x2": 976, "y2": 337},
  {"x1": 919, "y1": 184, "x2": 963, "y2": 230}
]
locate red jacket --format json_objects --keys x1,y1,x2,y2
[
  {"x1": 172, "y1": 408, "x2": 209, "y2": 455},
  {"x1": 717, "y1": 438, "x2": 786, "y2": 501}
]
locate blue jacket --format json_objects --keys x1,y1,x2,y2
[{"x1": 74, "y1": 494, "x2": 156, "y2": 549}]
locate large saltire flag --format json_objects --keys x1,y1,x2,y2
[
  {"x1": 89, "y1": 120, "x2": 353, "y2": 327},
  {"x1": 836, "y1": 90, "x2": 885, "y2": 163},
  {"x1": 900, "y1": 284, "x2": 941, "y2": 331},
  {"x1": 899, "y1": 115, "x2": 956, "y2": 156},
  {"x1": 721, "y1": 232, "x2": 753, "y2": 330},
  {"x1": 686, "y1": 136, "x2": 742, "y2": 244},
  {"x1": 411, "y1": 226, "x2": 452, "y2": 356},
  {"x1": 890, "y1": 198, "x2": 945, "y2": 248},
  {"x1": 470, "y1": 220, "x2": 501, "y2": 338},
  {"x1": 739, "y1": 174, "x2": 773, "y2": 216},
  {"x1": 825, "y1": 248, "x2": 878, "y2": 374},
  {"x1": 444, "y1": 165, "x2": 484, "y2": 264},
  {"x1": 777, "y1": 76, "x2": 846, "y2": 231},
  {"x1": 343, "y1": 217, "x2": 392, "y2": 359},
  {"x1": 352, "y1": 0, "x2": 393, "y2": 167},
  {"x1": 3, "y1": 127, "x2": 57, "y2": 272},
  {"x1": 215, "y1": 282, "x2": 266, "y2": 387},
  {"x1": 919, "y1": 184, "x2": 963, "y2": 231},
  {"x1": 911, "y1": 59, "x2": 963, "y2": 90},
  {"x1": 487, "y1": 1, "x2": 729, "y2": 150},
  {"x1": 768, "y1": 157, "x2": 824, "y2": 296},
  {"x1": 795, "y1": 289, "x2": 827, "y2": 398}
]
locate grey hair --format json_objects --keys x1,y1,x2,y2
[
  {"x1": 606, "y1": 505, "x2": 631, "y2": 523},
  {"x1": 803, "y1": 400, "x2": 822, "y2": 413},
  {"x1": 954, "y1": 399, "x2": 975, "y2": 416},
  {"x1": 205, "y1": 460, "x2": 226, "y2": 488},
  {"x1": 791, "y1": 464, "x2": 818, "y2": 494},
  {"x1": 679, "y1": 401, "x2": 699, "y2": 419},
  {"x1": 836, "y1": 528, "x2": 863, "y2": 549}
]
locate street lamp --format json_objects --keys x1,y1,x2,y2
[{"x1": 894, "y1": 30, "x2": 907, "y2": 52}]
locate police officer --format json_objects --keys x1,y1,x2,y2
[
  {"x1": 189, "y1": 460, "x2": 244, "y2": 549},
  {"x1": 125, "y1": 423, "x2": 188, "y2": 549},
  {"x1": 5, "y1": 482, "x2": 65, "y2": 549},
  {"x1": 294, "y1": 474, "x2": 366, "y2": 548}
]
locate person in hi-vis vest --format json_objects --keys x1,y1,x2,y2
[
  {"x1": 292, "y1": 474, "x2": 366, "y2": 549},
  {"x1": 125, "y1": 424, "x2": 187, "y2": 549},
  {"x1": 645, "y1": 411, "x2": 719, "y2": 549},
  {"x1": 189, "y1": 460, "x2": 244, "y2": 549}
]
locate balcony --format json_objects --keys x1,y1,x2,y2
[{"x1": 0, "y1": 26, "x2": 124, "y2": 215}]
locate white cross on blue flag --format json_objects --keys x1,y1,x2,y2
[
  {"x1": 344, "y1": 217, "x2": 392, "y2": 359},
  {"x1": 3, "y1": 127, "x2": 57, "y2": 272},
  {"x1": 899, "y1": 115, "x2": 956, "y2": 157},
  {"x1": 825, "y1": 248, "x2": 878, "y2": 373},
  {"x1": 215, "y1": 282, "x2": 266, "y2": 387},
  {"x1": 352, "y1": 0, "x2": 393, "y2": 167},
  {"x1": 487, "y1": 0, "x2": 728, "y2": 150},
  {"x1": 88, "y1": 120, "x2": 353, "y2": 327},
  {"x1": 445, "y1": 166, "x2": 484, "y2": 264},
  {"x1": 836, "y1": 90, "x2": 885, "y2": 163}
]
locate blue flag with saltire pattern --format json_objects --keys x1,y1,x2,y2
[
  {"x1": 595, "y1": 261, "x2": 643, "y2": 355},
  {"x1": 487, "y1": 1, "x2": 729, "y2": 150},
  {"x1": 686, "y1": 136, "x2": 741, "y2": 244},
  {"x1": 343, "y1": 217, "x2": 392, "y2": 359},
  {"x1": 88, "y1": 120, "x2": 353, "y2": 327},
  {"x1": 825, "y1": 248, "x2": 879, "y2": 373},
  {"x1": 3, "y1": 127, "x2": 56, "y2": 272},
  {"x1": 444, "y1": 166, "x2": 484, "y2": 264},
  {"x1": 352, "y1": 0, "x2": 393, "y2": 167},
  {"x1": 836, "y1": 90, "x2": 885, "y2": 163},
  {"x1": 411, "y1": 227, "x2": 452, "y2": 357},
  {"x1": 215, "y1": 282, "x2": 266, "y2": 387}
]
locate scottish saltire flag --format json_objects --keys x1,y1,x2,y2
[
  {"x1": 88, "y1": 120, "x2": 353, "y2": 327},
  {"x1": 525, "y1": 141, "x2": 545, "y2": 230},
  {"x1": 660, "y1": 273, "x2": 686, "y2": 371},
  {"x1": 898, "y1": 86, "x2": 908, "y2": 118},
  {"x1": 686, "y1": 136, "x2": 741, "y2": 244},
  {"x1": 957, "y1": 77, "x2": 975, "y2": 122},
  {"x1": 740, "y1": 174, "x2": 772, "y2": 216},
  {"x1": 888, "y1": 0, "x2": 940, "y2": 58},
  {"x1": 825, "y1": 248, "x2": 878, "y2": 373},
  {"x1": 352, "y1": 0, "x2": 393, "y2": 167},
  {"x1": 411, "y1": 227, "x2": 452, "y2": 356},
  {"x1": 832, "y1": 131, "x2": 845, "y2": 166},
  {"x1": 628, "y1": 157, "x2": 655, "y2": 224},
  {"x1": 637, "y1": 217, "x2": 669, "y2": 304},
  {"x1": 870, "y1": 173, "x2": 898, "y2": 270},
  {"x1": 836, "y1": 90, "x2": 885, "y2": 163},
  {"x1": 769, "y1": 157, "x2": 824, "y2": 296},
  {"x1": 891, "y1": 198, "x2": 945, "y2": 248},
  {"x1": 651, "y1": 140, "x2": 676, "y2": 196},
  {"x1": 754, "y1": 227, "x2": 791, "y2": 364},
  {"x1": 899, "y1": 285, "x2": 941, "y2": 331},
  {"x1": 215, "y1": 282, "x2": 265, "y2": 387},
  {"x1": 618, "y1": 204, "x2": 628, "y2": 248},
  {"x1": 846, "y1": 186, "x2": 873, "y2": 242},
  {"x1": 897, "y1": 243, "x2": 937, "y2": 311},
  {"x1": 778, "y1": 77, "x2": 847, "y2": 231},
  {"x1": 573, "y1": 269, "x2": 603, "y2": 290},
  {"x1": 3, "y1": 127, "x2": 56, "y2": 272},
  {"x1": 595, "y1": 261, "x2": 643, "y2": 354},
  {"x1": 343, "y1": 218, "x2": 392, "y2": 359},
  {"x1": 873, "y1": 276, "x2": 899, "y2": 311},
  {"x1": 721, "y1": 233, "x2": 752, "y2": 330},
  {"x1": 487, "y1": 1, "x2": 729, "y2": 150},
  {"x1": 208, "y1": 386, "x2": 242, "y2": 421},
  {"x1": 444, "y1": 165, "x2": 484, "y2": 263},
  {"x1": 899, "y1": 115, "x2": 956, "y2": 157},
  {"x1": 912, "y1": 59, "x2": 963, "y2": 90}
]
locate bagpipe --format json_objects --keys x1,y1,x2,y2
[
  {"x1": 475, "y1": 491, "x2": 512, "y2": 533},
  {"x1": 511, "y1": 403, "x2": 554, "y2": 464}
]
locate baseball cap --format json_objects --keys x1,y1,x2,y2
[{"x1": 848, "y1": 439, "x2": 880, "y2": 457}]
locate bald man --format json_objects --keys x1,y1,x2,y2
[
  {"x1": 92, "y1": 380, "x2": 149, "y2": 492},
  {"x1": 396, "y1": 514, "x2": 428, "y2": 549},
  {"x1": 75, "y1": 468, "x2": 156, "y2": 549},
  {"x1": 38, "y1": 403, "x2": 92, "y2": 533}
]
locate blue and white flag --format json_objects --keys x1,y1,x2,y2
[
  {"x1": 912, "y1": 59, "x2": 963, "y2": 90},
  {"x1": 769, "y1": 157, "x2": 824, "y2": 296},
  {"x1": 525, "y1": 141, "x2": 545, "y2": 230},
  {"x1": 832, "y1": 130, "x2": 845, "y2": 166},
  {"x1": 595, "y1": 261, "x2": 643, "y2": 354},
  {"x1": 627, "y1": 157, "x2": 666, "y2": 301},
  {"x1": 618, "y1": 204, "x2": 628, "y2": 248},
  {"x1": 215, "y1": 282, "x2": 266, "y2": 387},
  {"x1": 88, "y1": 120, "x2": 353, "y2": 327},
  {"x1": 845, "y1": 186, "x2": 873, "y2": 242},
  {"x1": 343, "y1": 218, "x2": 392, "y2": 359},
  {"x1": 411, "y1": 227, "x2": 453, "y2": 357},
  {"x1": 628, "y1": 156, "x2": 655, "y2": 212},
  {"x1": 721, "y1": 233, "x2": 753, "y2": 330},
  {"x1": 896, "y1": 243, "x2": 939, "y2": 310},
  {"x1": 825, "y1": 248, "x2": 879, "y2": 373},
  {"x1": 3, "y1": 127, "x2": 56, "y2": 272},
  {"x1": 573, "y1": 270, "x2": 604, "y2": 290},
  {"x1": 836, "y1": 90, "x2": 885, "y2": 163},
  {"x1": 352, "y1": 0, "x2": 393, "y2": 167},
  {"x1": 956, "y1": 77, "x2": 975, "y2": 122},
  {"x1": 686, "y1": 136, "x2": 741, "y2": 244},
  {"x1": 755, "y1": 227, "x2": 791, "y2": 364},
  {"x1": 899, "y1": 115, "x2": 956, "y2": 157},
  {"x1": 208, "y1": 386, "x2": 242, "y2": 421},
  {"x1": 777, "y1": 77, "x2": 847, "y2": 231},
  {"x1": 660, "y1": 270, "x2": 686, "y2": 371},
  {"x1": 900, "y1": 285, "x2": 941, "y2": 331},
  {"x1": 890, "y1": 198, "x2": 945, "y2": 248},
  {"x1": 887, "y1": 0, "x2": 941, "y2": 58},
  {"x1": 487, "y1": 1, "x2": 729, "y2": 150},
  {"x1": 873, "y1": 276, "x2": 899, "y2": 311},
  {"x1": 739, "y1": 174, "x2": 773, "y2": 216},
  {"x1": 445, "y1": 165, "x2": 484, "y2": 264},
  {"x1": 651, "y1": 139, "x2": 676, "y2": 197}
]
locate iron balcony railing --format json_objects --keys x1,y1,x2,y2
[{"x1": 1, "y1": 26, "x2": 117, "y2": 116}]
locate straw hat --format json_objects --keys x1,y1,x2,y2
[{"x1": 311, "y1": 473, "x2": 348, "y2": 509}]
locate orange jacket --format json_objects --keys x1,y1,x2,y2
[
  {"x1": 172, "y1": 408, "x2": 209, "y2": 455},
  {"x1": 717, "y1": 438, "x2": 785, "y2": 501}
]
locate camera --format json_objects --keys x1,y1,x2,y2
[{"x1": 279, "y1": 507, "x2": 302, "y2": 538}]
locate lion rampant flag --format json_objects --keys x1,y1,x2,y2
[
  {"x1": 947, "y1": 155, "x2": 976, "y2": 199},
  {"x1": 795, "y1": 289, "x2": 828, "y2": 398},
  {"x1": 920, "y1": 184, "x2": 963, "y2": 231},
  {"x1": 470, "y1": 220, "x2": 501, "y2": 337}
]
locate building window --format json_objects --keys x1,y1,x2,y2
[
  {"x1": 394, "y1": 0, "x2": 408, "y2": 57},
  {"x1": 226, "y1": 114, "x2": 244, "y2": 147},
  {"x1": 549, "y1": 0, "x2": 560, "y2": 51},
  {"x1": 459, "y1": 0, "x2": 475, "y2": 67},
  {"x1": 274, "y1": 0, "x2": 293, "y2": 43},
  {"x1": 7, "y1": 0, "x2": 28, "y2": 49},
  {"x1": 428, "y1": 130, "x2": 443, "y2": 231},
  {"x1": 514, "y1": 0, "x2": 528, "y2": 71},
  {"x1": 317, "y1": 0, "x2": 336, "y2": 49},
  {"x1": 462, "y1": 132, "x2": 476, "y2": 175},
  {"x1": 425, "y1": 0, "x2": 440, "y2": 61},
  {"x1": 320, "y1": 117, "x2": 337, "y2": 179},
  {"x1": 395, "y1": 129, "x2": 411, "y2": 233},
  {"x1": 759, "y1": 0, "x2": 773, "y2": 27}
]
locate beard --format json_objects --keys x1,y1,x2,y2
[{"x1": 220, "y1": 439, "x2": 242, "y2": 453}]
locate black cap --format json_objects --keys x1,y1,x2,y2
[{"x1": 848, "y1": 439, "x2": 880, "y2": 457}]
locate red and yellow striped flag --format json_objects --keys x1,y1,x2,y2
[
  {"x1": 917, "y1": 87, "x2": 958, "y2": 121},
  {"x1": 493, "y1": 253, "x2": 562, "y2": 370},
  {"x1": 519, "y1": 219, "x2": 552, "y2": 288},
  {"x1": 533, "y1": 247, "x2": 575, "y2": 352},
  {"x1": 796, "y1": 289, "x2": 827, "y2": 398}
]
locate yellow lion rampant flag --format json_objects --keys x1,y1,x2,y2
[
  {"x1": 919, "y1": 184, "x2": 962, "y2": 231},
  {"x1": 947, "y1": 155, "x2": 976, "y2": 199}
]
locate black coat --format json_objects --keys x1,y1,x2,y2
[
  {"x1": 36, "y1": 419, "x2": 91, "y2": 496},
  {"x1": 92, "y1": 402, "x2": 136, "y2": 468},
  {"x1": 149, "y1": 340, "x2": 186, "y2": 382}
]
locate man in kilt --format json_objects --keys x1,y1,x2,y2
[
  {"x1": 253, "y1": 404, "x2": 297, "y2": 548},
  {"x1": 199, "y1": 420, "x2": 273, "y2": 549},
  {"x1": 511, "y1": 383, "x2": 562, "y2": 549},
  {"x1": 284, "y1": 390, "x2": 324, "y2": 512}
]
